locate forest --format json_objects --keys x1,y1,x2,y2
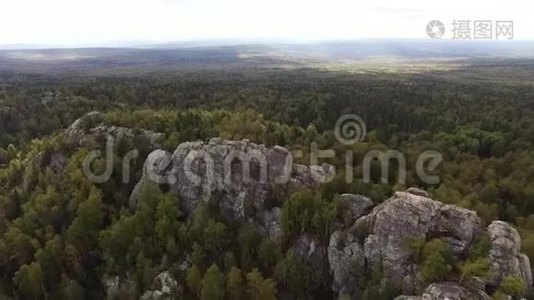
[{"x1": 1, "y1": 56, "x2": 534, "y2": 299}]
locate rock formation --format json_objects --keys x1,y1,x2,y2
[
  {"x1": 129, "y1": 138, "x2": 334, "y2": 236},
  {"x1": 395, "y1": 282, "x2": 491, "y2": 300},
  {"x1": 329, "y1": 189, "x2": 533, "y2": 299},
  {"x1": 66, "y1": 111, "x2": 162, "y2": 149},
  {"x1": 140, "y1": 271, "x2": 180, "y2": 300},
  {"x1": 487, "y1": 221, "x2": 533, "y2": 293},
  {"x1": 91, "y1": 129, "x2": 530, "y2": 299}
]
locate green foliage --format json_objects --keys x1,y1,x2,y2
[
  {"x1": 67, "y1": 187, "x2": 103, "y2": 250},
  {"x1": 274, "y1": 250, "x2": 307, "y2": 297},
  {"x1": 3, "y1": 64, "x2": 534, "y2": 299},
  {"x1": 186, "y1": 265, "x2": 203, "y2": 298},
  {"x1": 226, "y1": 267, "x2": 245, "y2": 300},
  {"x1": 246, "y1": 268, "x2": 277, "y2": 300},
  {"x1": 258, "y1": 238, "x2": 282, "y2": 274},
  {"x1": 420, "y1": 251, "x2": 452, "y2": 285},
  {"x1": 438, "y1": 126, "x2": 504, "y2": 157},
  {"x1": 201, "y1": 264, "x2": 225, "y2": 300},
  {"x1": 14, "y1": 261, "x2": 46, "y2": 298},
  {"x1": 404, "y1": 236, "x2": 426, "y2": 263},
  {"x1": 405, "y1": 237, "x2": 455, "y2": 285},
  {"x1": 281, "y1": 189, "x2": 337, "y2": 241},
  {"x1": 497, "y1": 276, "x2": 525, "y2": 298},
  {"x1": 459, "y1": 258, "x2": 491, "y2": 283},
  {"x1": 360, "y1": 264, "x2": 400, "y2": 300}
]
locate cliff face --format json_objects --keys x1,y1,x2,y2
[
  {"x1": 330, "y1": 189, "x2": 532, "y2": 299},
  {"x1": 128, "y1": 139, "x2": 532, "y2": 299},
  {"x1": 329, "y1": 189, "x2": 481, "y2": 295}
]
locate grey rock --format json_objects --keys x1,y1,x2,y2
[
  {"x1": 258, "y1": 207, "x2": 282, "y2": 239},
  {"x1": 328, "y1": 189, "x2": 533, "y2": 298},
  {"x1": 339, "y1": 193, "x2": 374, "y2": 223},
  {"x1": 103, "y1": 276, "x2": 120, "y2": 300},
  {"x1": 48, "y1": 153, "x2": 67, "y2": 173},
  {"x1": 328, "y1": 230, "x2": 365, "y2": 294},
  {"x1": 140, "y1": 271, "x2": 179, "y2": 300},
  {"x1": 362, "y1": 191, "x2": 480, "y2": 294},
  {"x1": 394, "y1": 296, "x2": 422, "y2": 300},
  {"x1": 329, "y1": 190, "x2": 482, "y2": 295},
  {"x1": 65, "y1": 112, "x2": 162, "y2": 150},
  {"x1": 406, "y1": 187, "x2": 431, "y2": 198},
  {"x1": 66, "y1": 111, "x2": 103, "y2": 134},
  {"x1": 487, "y1": 221, "x2": 532, "y2": 294},
  {"x1": 421, "y1": 282, "x2": 490, "y2": 300}
]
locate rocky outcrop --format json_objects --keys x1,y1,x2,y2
[
  {"x1": 328, "y1": 189, "x2": 533, "y2": 298},
  {"x1": 330, "y1": 190, "x2": 482, "y2": 295},
  {"x1": 122, "y1": 131, "x2": 533, "y2": 299},
  {"x1": 395, "y1": 282, "x2": 491, "y2": 300},
  {"x1": 66, "y1": 111, "x2": 103, "y2": 134},
  {"x1": 328, "y1": 230, "x2": 365, "y2": 294},
  {"x1": 487, "y1": 221, "x2": 533, "y2": 293},
  {"x1": 258, "y1": 207, "x2": 282, "y2": 239},
  {"x1": 327, "y1": 194, "x2": 374, "y2": 293},
  {"x1": 140, "y1": 271, "x2": 180, "y2": 300},
  {"x1": 129, "y1": 138, "x2": 334, "y2": 237},
  {"x1": 65, "y1": 112, "x2": 162, "y2": 149}
]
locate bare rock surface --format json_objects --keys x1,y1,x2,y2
[
  {"x1": 140, "y1": 271, "x2": 179, "y2": 300},
  {"x1": 338, "y1": 193, "x2": 374, "y2": 223},
  {"x1": 328, "y1": 229, "x2": 365, "y2": 294},
  {"x1": 487, "y1": 221, "x2": 533, "y2": 292},
  {"x1": 65, "y1": 111, "x2": 162, "y2": 148},
  {"x1": 330, "y1": 190, "x2": 482, "y2": 295}
]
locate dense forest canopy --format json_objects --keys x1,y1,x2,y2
[{"x1": 1, "y1": 52, "x2": 534, "y2": 299}]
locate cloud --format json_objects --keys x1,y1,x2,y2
[{"x1": 0, "y1": 0, "x2": 533, "y2": 45}]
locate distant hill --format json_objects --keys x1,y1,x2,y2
[{"x1": 1, "y1": 39, "x2": 533, "y2": 74}]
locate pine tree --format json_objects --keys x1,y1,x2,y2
[
  {"x1": 186, "y1": 264, "x2": 202, "y2": 298},
  {"x1": 246, "y1": 268, "x2": 277, "y2": 300},
  {"x1": 200, "y1": 264, "x2": 225, "y2": 300},
  {"x1": 226, "y1": 267, "x2": 244, "y2": 300}
]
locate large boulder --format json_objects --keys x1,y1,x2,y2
[
  {"x1": 487, "y1": 221, "x2": 533, "y2": 293},
  {"x1": 362, "y1": 191, "x2": 481, "y2": 294},
  {"x1": 66, "y1": 111, "x2": 103, "y2": 134},
  {"x1": 423, "y1": 282, "x2": 490, "y2": 300},
  {"x1": 330, "y1": 190, "x2": 482, "y2": 295},
  {"x1": 395, "y1": 282, "x2": 490, "y2": 300},
  {"x1": 130, "y1": 139, "x2": 333, "y2": 235},
  {"x1": 338, "y1": 193, "x2": 374, "y2": 224}
]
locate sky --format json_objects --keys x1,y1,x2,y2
[{"x1": 0, "y1": 0, "x2": 533, "y2": 46}]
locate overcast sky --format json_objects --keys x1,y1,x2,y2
[{"x1": 1, "y1": 0, "x2": 533, "y2": 46}]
